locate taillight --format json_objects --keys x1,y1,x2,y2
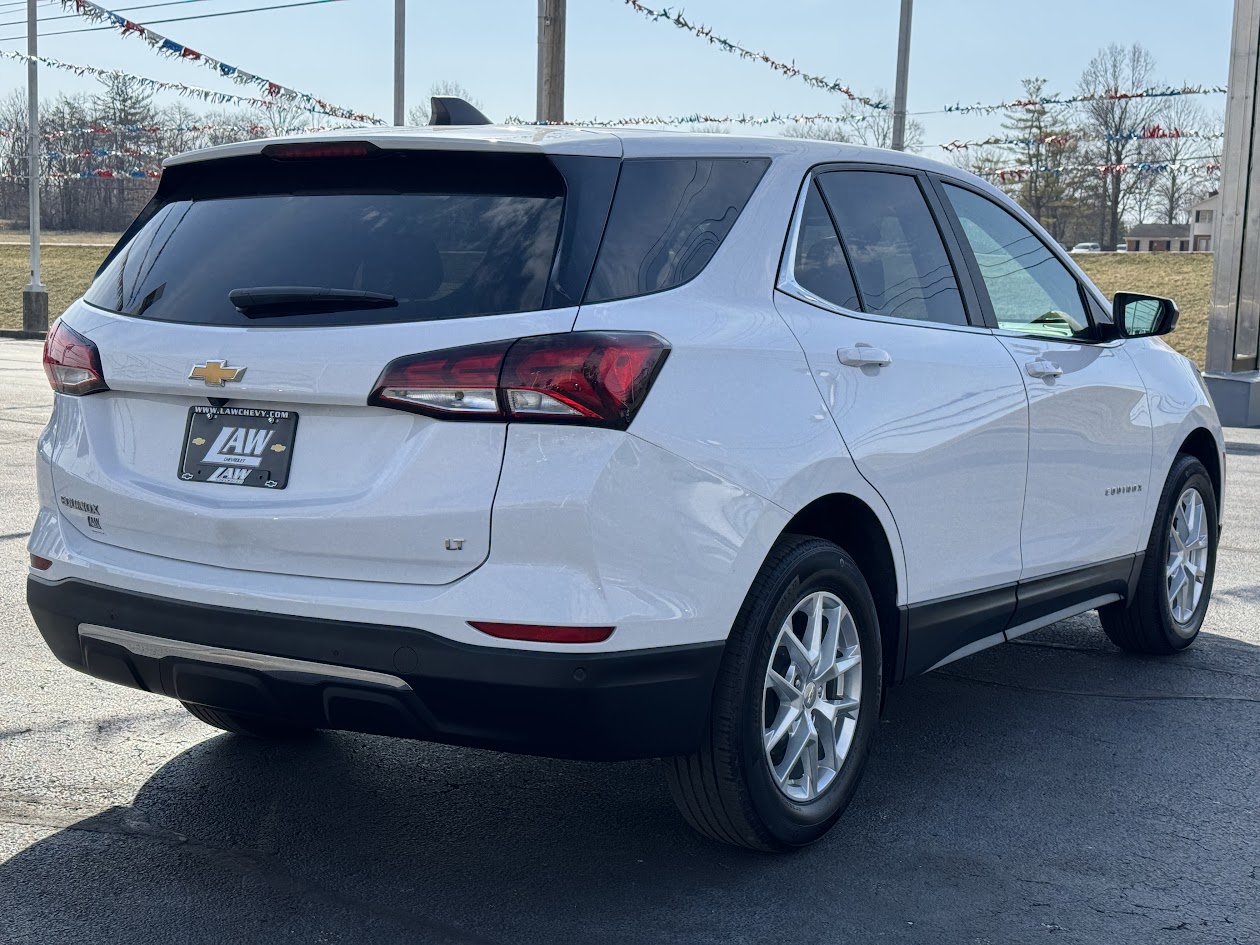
[
  {"x1": 369, "y1": 332, "x2": 669, "y2": 430},
  {"x1": 43, "y1": 321, "x2": 108, "y2": 396}
]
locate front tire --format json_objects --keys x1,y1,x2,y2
[
  {"x1": 664, "y1": 535, "x2": 882, "y2": 851},
  {"x1": 1100, "y1": 454, "x2": 1218, "y2": 654}
]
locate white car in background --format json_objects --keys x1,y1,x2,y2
[
  {"x1": 1071, "y1": 241, "x2": 1102, "y2": 253},
  {"x1": 27, "y1": 113, "x2": 1225, "y2": 851}
]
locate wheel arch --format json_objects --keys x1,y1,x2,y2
[
  {"x1": 780, "y1": 493, "x2": 904, "y2": 685},
  {"x1": 1176, "y1": 426, "x2": 1223, "y2": 516}
]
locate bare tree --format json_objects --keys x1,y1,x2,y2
[
  {"x1": 1077, "y1": 43, "x2": 1163, "y2": 246},
  {"x1": 782, "y1": 123, "x2": 851, "y2": 143},
  {"x1": 1146, "y1": 98, "x2": 1217, "y2": 224},
  {"x1": 781, "y1": 88, "x2": 923, "y2": 151}
]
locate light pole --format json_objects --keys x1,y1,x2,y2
[
  {"x1": 536, "y1": 0, "x2": 565, "y2": 123},
  {"x1": 22, "y1": 0, "x2": 47, "y2": 334},
  {"x1": 890, "y1": 0, "x2": 913, "y2": 152},
  {"x1": 393, "y1": 0, "x2": 405, "y2": 125}
]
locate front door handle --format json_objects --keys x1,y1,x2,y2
[
  {"x1": 838, "y1": 345, "x2": 893, "y2": 368},
  {"x1": 1025, "y1": 358, "x2": 1063, "y2": 379}
]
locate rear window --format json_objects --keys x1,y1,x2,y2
[
  {"x1": 85, "y1": 151, "x2": 569, "y2": 327},
  {"x1": 583, "y1": 157, "x2": 769, "y2": 303}
]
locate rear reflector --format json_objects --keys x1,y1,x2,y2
[
  {"x1": 43, "y1": 321, "x2": 108, "y2": 396},
  {"x1": 469, "y1": 622, "x2": 614, "y2": 644},
  {"x1": 29, "y1": 554, "x2": 52, "y2": 571},
  {"x1": 370, "y1": 332, "x2": 669, "y2": 430},
  {"x1": 262, "y1": 141, "x2": 380, "y2": 160}
]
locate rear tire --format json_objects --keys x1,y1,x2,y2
[
  {"x1": 181, "y1": 701, "x2": 315, "y2": 740},
  {"x1": 1100, "y1": 454, "x2": 1217, "y2": 654},
  {"x1": 664, "y1": 535, "x2": 882, "y2": 851}
]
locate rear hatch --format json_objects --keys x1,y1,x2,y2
[{"x1": 50, "y1": 143, "x2": 619, "y2": 585}]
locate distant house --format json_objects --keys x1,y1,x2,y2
[
  {"x1": 1124, "y1": 192, "x2": 1220, "y2": 253},
  {"x1": 1188, "y1": 192, "x2": 1219, "y2": 252},
  {"x1": 1125, "y1": 223, "x2": 1193, "y2": 253}
]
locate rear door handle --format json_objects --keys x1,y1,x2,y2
[
  {"x1": 838, "y1": 345, "x2": 893, "y2": 368},
  {"x1": 1025, "y1": 358, "x2": 1063, "y2": 378}
]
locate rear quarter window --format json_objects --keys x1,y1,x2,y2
[{"x1": 583, "y1": 157, "x2": 769, "y2": 304}]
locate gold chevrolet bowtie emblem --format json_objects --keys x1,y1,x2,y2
[{"x1": 189, "y1": 360, "x2": 246, "y2": 387}]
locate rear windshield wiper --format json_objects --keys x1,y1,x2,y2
[{"x1": 229, "y1": 286, "x2": 398, "y2": 316}]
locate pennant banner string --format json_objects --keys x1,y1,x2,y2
[
  {"x1": 55, "y1": 0, "x2": 383, "y2": 124},
  {"x1": 939, "y1": 126, "x2": 1226, "y2": 152},
  {"x1": 0, "y1": 50, "x2": 364, "y2": 120},
  {"x1": 0, "y1": 122, "x2": 359, "y2": 140},
  {"x1": 977, "y1": 154, "x2": 1223, "y2": 184},
  {"x1": 921, "y1": 85, "x2": 1227, "y2": 116},
  {"x1": 515, "y1": 111, "x2": 883, "y2": 128},
  {"x1": 617, "y1": 1, "x2": 888, "y2": 110},
  {"x1": 0, "y1": 167, "x2": 163, "y2": 180}
]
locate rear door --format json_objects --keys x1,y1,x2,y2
[
  {"x1": 934, "y1": 178, "x2": 1152, "y2": 589},
  {"x1": 774, "y1": 167, "x2": 1031, "y2": 673},
  {"x1": 49, "y1": 146, "x2": 618, "y2": 585}
]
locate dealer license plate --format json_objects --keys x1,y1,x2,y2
[{"x1": 178, "y1": 406, "x2": 298, "y2": 489}]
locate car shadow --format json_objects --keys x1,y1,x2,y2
[{"x1": 2, "y1": 617, "x2": 1259, "y2": 945}]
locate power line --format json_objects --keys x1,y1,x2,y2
[
  {"x1": 0, "y1": 0, "x2": 228, "y2": 31},
  {"x1": 0, "y1": 0, "x2": 349, "y2": 42}
]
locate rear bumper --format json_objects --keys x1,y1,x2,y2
[{"x1": 27, "y1": 578, "x2": 725, "y2": 761}]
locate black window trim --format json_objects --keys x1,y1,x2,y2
[
  {"x1": 776, "y1": 161, "x2": 989, "y2": 334},
  {"x1": 926, "y1": 172, "x2": 1122, "y2": 348}
]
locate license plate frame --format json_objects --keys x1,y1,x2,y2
[{"x1": 178, "y1": 406, "x2": 299, "y2": 489}]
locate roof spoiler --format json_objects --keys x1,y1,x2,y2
[{"x1": 429, "y1": 97, "x2": 492, "y2": 126}]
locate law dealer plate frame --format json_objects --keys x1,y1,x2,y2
[{"x1": 178, "y1": 405, "x2": 299, "y2": 489}]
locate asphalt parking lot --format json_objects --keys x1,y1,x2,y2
[{"x1": 1, "y1": 335, "x2": 1258, "y2": 945}]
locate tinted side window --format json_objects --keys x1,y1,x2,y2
[
  {"x1": 790, "y1": 180, "x2": 861, "y2": 311},
  {"x1": 584, "y1": 158, "x2": 769, "y2": 303},
  {"x1": 816, "y1": 171, "x2": 968, "y2": 326},
  {"x1": 943, "y1": 184, "x2": 1091, "y2": 340}
]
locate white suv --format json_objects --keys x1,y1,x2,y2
[{"x1": 27, "y1": 124, "x2": 1225, "y2": 851}]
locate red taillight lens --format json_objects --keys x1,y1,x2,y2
[
  {"x1": 371, "y1": 339, "x2": 512, "y2": 418},
  {"x1": 369, "y1": 332, "x2": 669, "y2": 430},
  {"x1": 43, "y1": 321, "x2": 108, "y2": 396},
  {"x1": 29, "y1": 553, "x2": 53, "y2": 571},
  {"x1": 469, "y1": 621, "x2": 614, "y2": 644},
  {"x1": 501, "y1": 333, "x2": 669, "y2": 426}
]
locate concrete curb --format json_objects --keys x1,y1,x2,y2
[{"x1": 0, "y1": 329, "x2": 46, "y2": 340}]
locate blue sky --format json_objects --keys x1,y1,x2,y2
[{"x1": 0, "y1": 0, "x2": 1237, "y2": 149}]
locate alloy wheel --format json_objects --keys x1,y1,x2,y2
[
  {"x1": 761, "y1": 590, "x2": 862, "y2": 802},
  {"x1": 1167, "y1": 486, "x2": 1210, "y2": 626}
]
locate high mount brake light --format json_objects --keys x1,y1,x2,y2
[
  {"x1": 261, "y1": 141, "x2": 380, "y2": 160},
  {"x1": 369, "y1": 332, "x2": 670, "y2": 430},
  {"x1": 43, "y1": 321, "x2": 108, "y2": 396}
]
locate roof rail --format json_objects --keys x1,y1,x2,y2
[{"x1": 429, "y1": 97, "x2": 492, "y2": 126}]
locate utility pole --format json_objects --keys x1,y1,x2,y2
[
  {"x1": 890, "y1": 0, "x2": 913, "y2": 151},
  {"x1": 22, "y1": 0, "x2": 46, "y2": 334},
  {"x1": 1205, "y1": 0, "x2": 1260, "y2": 425},
  {"x1": 536, "y1": 0, "x2": 566, "y2": 123},
  {"x1": 393, "y1": 0, "x2": 405, "y2": 125}
]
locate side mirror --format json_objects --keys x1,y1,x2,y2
[{"x1": 1112, "y1": 292, "x2": 1179, "y2": 338}]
